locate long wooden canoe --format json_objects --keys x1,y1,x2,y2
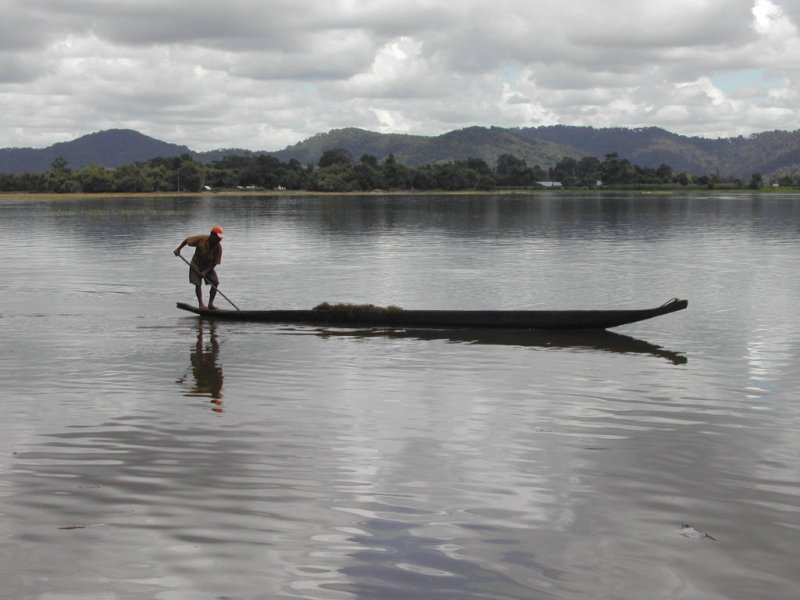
[{"x1": 176, "y1": 297, "x2": 687, "y2": 330}]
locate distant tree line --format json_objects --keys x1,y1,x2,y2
[{"x1": 0, "y1": 150, "x2": 790, "y2": 194}]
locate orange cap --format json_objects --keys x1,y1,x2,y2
[{"x1": 211, "y1": 226, "x2": 224, "y2": 239}]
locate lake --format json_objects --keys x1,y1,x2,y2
[{"x1": 1, "y1": 192, "x2": 799, "y2": 599}]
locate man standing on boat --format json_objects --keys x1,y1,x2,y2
[{"x1": 174, "y1": 226, "x2": 224, "y2": 309}]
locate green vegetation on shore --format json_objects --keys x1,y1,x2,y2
[{"x1": 1, "y1": 149, "x2": 797, "y2": 196}]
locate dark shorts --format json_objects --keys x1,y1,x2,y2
[{"x1": 190, "y1": 267, "x2": 219, "y2": 287}]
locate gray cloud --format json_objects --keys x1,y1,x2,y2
[
  {"x1": 569, "y1": 0, "x2": 756, "y2": 49},
  {"x1": 0, "y1": 53, "x2": 46, "y2": 83},
  {"x1": 774, "y1": 0, "x2": 800, "y2": 28}
]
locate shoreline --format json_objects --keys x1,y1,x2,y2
[{"x1": 2, "y1": 187, "x2": 800, "y2": 201}]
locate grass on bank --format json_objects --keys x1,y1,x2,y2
[{"x1": 3, "y1": 185, "x2": 800, "y2": 201}]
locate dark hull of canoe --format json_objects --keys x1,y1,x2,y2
[{"x1": 176, "y1": 298, "x2": 687, "y2": 330}]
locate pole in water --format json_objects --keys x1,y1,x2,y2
[{"x1": 177, "y1": 254, "x2": 240, "y2": 311}]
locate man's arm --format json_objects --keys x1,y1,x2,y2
[{"x1": 174, "y1": 238, "x2": 188, "y2": 256}]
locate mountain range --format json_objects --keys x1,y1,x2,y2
[{"x1": 2, "y1": 126, "x2": 800, "y2": 180}]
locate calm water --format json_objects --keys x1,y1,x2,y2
[{"x1": 1, "y1": 193, "x2": 799, "y2": 600}]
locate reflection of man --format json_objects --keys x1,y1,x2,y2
[
  {"x1": 174, "y1": 226, "x2": 224, "y2": 309},
  {"x1": 187, "y1": 321, "x2": 224, "y2": 408}
]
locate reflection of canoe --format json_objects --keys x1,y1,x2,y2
[
  {"x1": 177, "y1": 298, "x2": 687, "y2": 330},
  {"x1": 315, "y1": 328, "x2": 687, "y2": 364}
]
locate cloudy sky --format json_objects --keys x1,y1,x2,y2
[{"x1": 1, "y1": 0, "x2": 799, "y2": 151}]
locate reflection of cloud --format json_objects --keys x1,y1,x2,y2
[{"x1": 745, "y1": 323, "x2": 794, "y2": 400}]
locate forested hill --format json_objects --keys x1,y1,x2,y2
[
  {"x1": 3, "y1": 125, "x2": 800, "y2": 179},
  {"x1": 269, "y1": 126, "x2": 586, "y2": 170},
  {"x1": 0, "y1": 129, "x2": 191, "y2": 174},
  {"x1": 524, "y1": 126, "x2": 800, "y2": 180},
  {"x1": 271, "y1": 126, "x2": 800, "y2": 180}
]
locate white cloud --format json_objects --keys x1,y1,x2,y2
[{"x1": 0, "y1": 0, "x2": 798, "y2": 151}]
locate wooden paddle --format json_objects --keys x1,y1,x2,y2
[{"x1": 177, "y1": 254, "x2": 240, "y2": 311}]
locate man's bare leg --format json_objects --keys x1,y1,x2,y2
[{"x1": 195, "y1": 285, "x2": 206, "y2": 309}]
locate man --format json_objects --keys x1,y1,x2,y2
[{"x1": 174, "y1": 226, "x2": 224, "y2": 309}]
